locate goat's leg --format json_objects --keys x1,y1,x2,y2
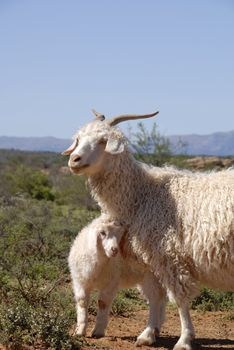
[
  {"x1": 92, "y1": 282, "x2": 118, "y2": 338},
  {"x1": 73, "y1": 284, "x2": 90, "y2": 336},
  {"x1": 136, "y1": 272, "x2": 166, "y2": 346},
  {"x1": 173, "y1": 301, "x2": 195, "y2": 350}
]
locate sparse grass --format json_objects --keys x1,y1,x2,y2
[
  {"x1": 225, "y1": 312, "x2": 234, "y2": 321},
  {"x1": 88, "y1": 289, "x2": 146, "y2": 318},
  {"x1": 112, "y1": 289, "x2": 145, "y2": 316}
]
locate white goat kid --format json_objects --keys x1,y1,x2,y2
[
  {"x1": 68, "y1": 214, "x2": 166, "y2": 345},
  {"x1": 63, "y1": 110, "x2": 234, "y2": 350}
]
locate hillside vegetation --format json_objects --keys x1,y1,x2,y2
[{"x1": 0, "y1": 137, "x2": 233, "y2": 349}]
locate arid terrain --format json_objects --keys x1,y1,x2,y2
[
  {"x1": 0, "y1": 150, "x2": 233, "y2": 349},
  {"x1": 82, "y1": 308, "x2": 234, "y2": 350}
]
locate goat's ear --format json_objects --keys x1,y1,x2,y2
[
  {"x1": 105, "y1": 137, "x2": 125, "y2": 154},
  {"x1": 61, "y1": 139, "x2": 78, "y2": 155}
]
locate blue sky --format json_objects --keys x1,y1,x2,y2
[{"x1": 0, "y1": 0, "x2": 233, "y2": 138}]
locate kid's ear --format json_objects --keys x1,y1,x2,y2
[
  {"x1": 96, "y1": 232, "x2": 102, "y2": 248},
  {"x1": 105, "y1": 137, "x2": 125, "y2": 154}
]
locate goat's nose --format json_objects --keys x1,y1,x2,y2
[
  {"x1": 111, "y1": 247, "x2": 118, "y2": 256},
  {"x1": 70, "y1": 154, "x2": 81, "y2": 163}
]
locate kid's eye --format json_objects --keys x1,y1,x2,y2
[
  {"x1": 100, "y1": 230, "x2": 106, "y2": 237},
  {"x1": 98, "y1": 139, "x2": 107, "y2": 145}
]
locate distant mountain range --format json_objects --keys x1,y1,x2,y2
[
  {"x1": 0, "y1": 136, "x2": 69, "y2": 153},
  {"x1": 0, "y1": 131, "x2": 234, "y2": 156},
  {"x1": 169, "y1": 131, "x2": 234, "y2": 156}
]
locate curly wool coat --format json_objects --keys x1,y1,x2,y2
[{"x1": 84, "y1": 123, "x2": 234, "y2": 304}]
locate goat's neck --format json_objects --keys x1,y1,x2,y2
[{"x1": 88, "y1": 151, "x2": 148, "y2": 222}]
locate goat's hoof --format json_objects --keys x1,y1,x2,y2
[
  {"x1": 173, "y1": 342, "x2": 192, "y2": 350},
  {"x1": 74, "y1": 327, "x2": 86, "y2": 336},
  {"x1": 135, "y1": 337, "x2": 155, "y2": 347}
]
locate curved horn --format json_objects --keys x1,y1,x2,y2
[
  {"x1": 91, "y1": 109, "x2": 105, "y2": 121},
  {"x1": 62, "y1": 139, "x2": 78, "y2": 155},
  {"x1": 108, "y1": 111, "x2": 159, "y2": 126}
]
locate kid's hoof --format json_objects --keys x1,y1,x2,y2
[{"x1": 91, "y1": 329, "x2": 105, "y2": 338}]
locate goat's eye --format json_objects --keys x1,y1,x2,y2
[{"x1": 100, "y1": 230, "x2": 106, "y2": 237}]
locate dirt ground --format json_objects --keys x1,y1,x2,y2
[{"x1": 83, "y1": 308, "x2": 234, "y2": 350}]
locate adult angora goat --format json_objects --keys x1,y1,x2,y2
[{"x1": 63, "y1": 110, "x2": 234, "y2": 350}]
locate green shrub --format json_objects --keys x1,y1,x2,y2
[
  {"x1": 0, "y1": 198, "x2": 97, "y2": 348},
  {"x1": 4, "y1": 165, "x2": 55, "y2": 200},
  {"x1": 191, "y1": 288, "x2": 234, "y2": 312},
  {"x1": 130, "y1": 122, "x2": 172, "y2": 166},
  {"x1": 0, "y1": 299, "x2": 84, "y2": 349}
]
